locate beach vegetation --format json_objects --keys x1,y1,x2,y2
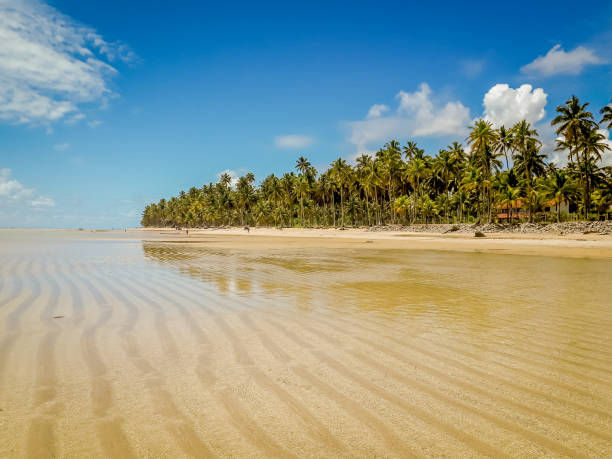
[{"x1": 142, "y1": 96, "x2": 612, "y2": 227}]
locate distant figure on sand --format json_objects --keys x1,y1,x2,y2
[
  {"x1": 244, "y1": 226, "x2": 250, "y2": 233},
  {"x1": 186, "y1": 229, "x2": 189, "y2": 236}
]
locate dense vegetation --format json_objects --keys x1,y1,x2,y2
[{"x1": 142, "y1": 96, "x2": 612, "y2": 228}]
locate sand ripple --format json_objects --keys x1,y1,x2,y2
[{"x1": 0, "y1": 232, "x2": 611, "y2": 457}]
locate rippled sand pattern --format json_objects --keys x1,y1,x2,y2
[{"x1": 1, "y1": 231, "x2": 612, "y2": 457}]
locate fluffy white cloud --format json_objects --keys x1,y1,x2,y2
[
  {"x1": 274, "y1": 134, "x2": 314, "y2": 149},
  {"x1": 31, "y1": 196, "x2": 55, "y2": 207},
  {"x1": 483, "y1": 84, "x2": 547, "y2": 127},
  {"x1": 521, "y1": 44, "x2": 603, "y2": 77},
  {"x1": 0, "y1": 0, "x2": 133, "y2": 125},
  {"x1": 346, "y1": 83, "x2": 471, "y2": 153},
  {"x1": 0, "y1": 168, "x2": 33, "y2": 199},
  {"x1": 367, "y1": 104, "x2": 389, "y2": 118}
]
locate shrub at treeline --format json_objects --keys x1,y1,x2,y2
[{"x1": 142, "y1": 96, "x2": 612, "y2": 228}]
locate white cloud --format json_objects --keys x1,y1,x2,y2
[
  {"x1": 346, "y1": 83, "x2": 471, "y2": 152},
  {"x1": 65, "y1": 113, "x2": 85, "y2": 125},
  {"x1": 0, "y1": 168, "x2": 56, "y2": 209},
  {"x1": 483, "y1": 84, "x2": 547, "y2": 127},
  {"x1": 274, "y1": 134, "x2": 314, "y2": 149},
  {"x1": 0, "y1": 168, "x2": 34, "y2": 199},
  {"x1": 31, "y1": 195, "x2": 55, "y2": 207},
  {"x1": 88, "y1": 119, "x2": 102, "y2": 128},
  {"x1": 367, "y1": 104, "x2": 389, "y2": 118},
  {"x1": 521, "y1": 44, "x2": 603, "y2": 77},
  {"x1": 460, "y1": 59, "x2": 485, "y2": 78},
  {"x1": 53, "y1": 142, "x2": 70, "y2": 151},
  {"x1": 0, "y1": 0, "x2": 133, "y2": 125}
]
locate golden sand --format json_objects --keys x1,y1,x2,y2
[
  {"x1": 1, "y1": 229, "x2": 611, "y2": 457},
  {"x1": 140, "y1": 226, "x2": 612, "y2": 259}
]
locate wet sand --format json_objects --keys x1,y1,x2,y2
[{"x1": 1, "y1": 229, "x2": 612, "y2": 457}]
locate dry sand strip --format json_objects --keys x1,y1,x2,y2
[{"x1": 135, "y1": 227, "x2": 612, "y2": 259}]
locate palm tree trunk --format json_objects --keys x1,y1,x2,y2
[
  {"x1": 340, "y1": 188, "x2": 345, "y2": 227},
  {"x1": 332, "y1": 193, "x2": 336, "y2": 227}
]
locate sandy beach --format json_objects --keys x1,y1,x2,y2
[
  {"x1": 135, "y1": 226, "x2": 612, "y2": 259},
  {"x1": 1, "y1": 229, "x2": 611, "y2": 457}
]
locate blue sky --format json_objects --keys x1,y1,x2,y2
[{"x1": 1, "y1": 0, "x2": 612, "y2": 228}]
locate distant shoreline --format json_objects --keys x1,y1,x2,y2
[
  {"x1": 133, "y1": 225, "x2": 612, "y2": 259},
  {"x1": 2, "y1": 226, "x2": 611, "y2": 258}
]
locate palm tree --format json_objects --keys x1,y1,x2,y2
[
  {"x1": 295, "y1": 156, "x2": 311, "y2": 175},
  {"x1": 356, "y1": 154, "x2": 379, "y2": 225},
  {"x1": 142, "y1": 98, "x2": 608, "y2": 229},
  {"x1": 280, "y1": 173, "x2": 296, "y2": 226},
  {"x1": 376, "y1": 142, "x2": 403, "y2": 222},
  {"x1": 600, "y1": 99, "x2": 612, "y2": 129},
  {"x1": 330, "y1": 158, "x2": 352, "y2": 228},
  {"x1": 511, "y1": 121, "x2": 540, "y2": 160},
  {"x1": 494, "y1": 125, "x2": 514, "y2": 171},
  {"x1": 579, "y1": 127, "x2": 611, "y2": 214},
  {"x1": 544, "y1": 169, "x2": 577, "y2": 222},
  {"x1": 552, "y1": 96, "x2": 597, "y2": 217},
  {"x1": 525, "y1": 187, "x2": 547, "y2": 222},
  {"x1": 219, "y1": 172, "x2": 233, "y2": 188},
  {"x1": 404, "y1": 156, "x2": 429, "y2": 195},
  {"x1": 467, "y1": 120, "x2": 501, "y2": 222},
  {"x1": 433, "y1": 149, "x2": 457, "y2": 221},
  {"x1": 393, "y1": 195, "x2": 411, "y2": 223},
  {"x1": 552, "y1": 95, "x2": 596, "y2": 147},
  {"x1": 514, "y1": 140, "x2": 547, "y2": 185},
  {"x1": 294, "y1": 175, "x2": 311, "y2": 226},
  {"x1": 460, "y1": 165, "x2": 487, "y2": 222},
  {"x1": 403, "y1": 141, "x2": 424, "y2": 161},
  {"x1": 495, "y1": 180, "x2": 521, "y2": 222}
]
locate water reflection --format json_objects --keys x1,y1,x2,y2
[{"x1": 141, "y1": 242, "x2": 612, "y2": 335}]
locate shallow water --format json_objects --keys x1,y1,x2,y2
[{"x1": 1, "y1": 230, "x2": 612, "y2": 457}]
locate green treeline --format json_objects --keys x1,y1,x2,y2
[{"x1": 142, "y1": 96, "x2": 612, "y2": 228}]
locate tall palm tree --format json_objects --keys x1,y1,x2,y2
[
  {"x1": 579, "y1": 127, "x2": 611, "y2": 214},
  {"x1": 330, "y1": 158, "x2": 352, "y2": 228},
  {"x1": 467, "y1": 120, "x2": 501, "y2": 222},
  {"x1": 219, "y1": 172, "x2": 233, "y2": 188},
  {"x1": 280, "y1": 173, "x2": 296, "y2": 226},
  {"x1": 433, "y1": 149, "x2": 456, "y2": 221},
  {"x1": 294, "y1": 175, "x2": 311, "y2": 226},
  {"x1": 142, "y1": 98, "x2": 609, "y2": 229},
  {"x1": 376, "y1": 142, "x2": 403, "y2": 221},
  {"x1": 403, "y1": 141, "x2": 424, "y2": 161},
  {"x1": 494, "y1": 125, "x2": 514, "y2": 171},
  {"x1": 544, "y1": 169, "x2": 578, "y2": 222},
  {"x1": 600, "y1": 99, "x2": 612, "y2": 129},
  {"x1": 514, "y1": 140, "x2": 547, "y2": 185},
  {"x1": 295, "y1": 156, "x2": 311, "y2": 175},
  {"x1": 355, "y1": 154, "x2": 379, "y2": 225},
  {"x1": 511, "y1": 120, "x2": 540, "y2": 160},
  {"x1": 551, "y1": 96, "x2": 597, "y2": 217}
]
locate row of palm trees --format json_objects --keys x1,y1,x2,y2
[{"x1": 142, "y1": 96, "x2": 612, "y2": 228}]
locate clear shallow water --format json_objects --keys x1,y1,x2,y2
[{"x1": 1, "y1": 230, "x2": 612, "y2": 457}]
